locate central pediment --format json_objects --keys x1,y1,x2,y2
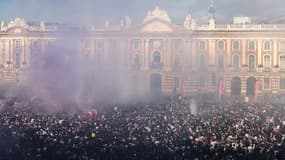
[{"x1": 141, "y1": 20, "x2": 173, "y2": 33}]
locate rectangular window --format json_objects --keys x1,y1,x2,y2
[
  {"x1": 218, "y1": 55, "x2": 224, "y2": 69},
  {"x1": 218, "y1": 41, "x2": 225, "y2": 50},
  {"x1": 200, "y1": 77, "x2": 206, "y2": 87},
  {"x1": 264, "y1": 78, "x2": 270, "y2": 90},
  {"x1": 280, "y1": 79, "x2": 285, "y2": 89},
  {"x1": 199, "y1": 41, "x2": 206, "y2": 50},
  {"x1": 2, "y1": 41, "x2": 5, "y2": 48},
  {"x1": 264, "y1": 41, "x2": 271, "y2": 51},
  {"x1": 15, "y1": 53, "x2": 20, "y2": 67},
  {"x1": 248, "y1": 41, "x2": 255, "y2": 51},
  {"x1": 110, "y1": 40, "x2": 117, "y2": 49},
  {"x1": 82, "y1": 40, "x2": 90, "y2": 48},
  {"x1": 96, "y1": 40, "x2": 104, "y2": 49},
  {"x1": 32, "y1": 40, "x2": 40, "y2": 49},
  {"x1": 172, "y1": 39, "x2": 182, "y2": 50},
  {"x1": 280, "y1": 41, "x2": 285, "y2": 51},
  {"x1": 15, "y1": 40, "x2": 21, "y2": 49},
  {"x1": 131, "y1": 39, "x2": 140, "y2": 49},
  {"x1": 212, "y1": 73, "x2": 217, "y2": 86},
  {"x1": 233, "y1": 41, "x2": 240, "y2": 51}
]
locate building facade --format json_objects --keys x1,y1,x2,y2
[{"x1": 2, "y1": 7, "x2": 285, "y2": 99}]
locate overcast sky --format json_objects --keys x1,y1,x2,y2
[{"x1": 0, "y1": 0, "x2": 284, "y2": 25}]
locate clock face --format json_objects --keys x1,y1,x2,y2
[{"x1": 152, "y1": 41, "x2": 161, "y2": 48}]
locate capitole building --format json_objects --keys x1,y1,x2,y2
[{"x1": 1, "y1": 3, "x2": 285, "y2": 101}]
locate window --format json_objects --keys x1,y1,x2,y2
[
  {"x1": 2, "y1": 52, "x2": 5, "y2": 66},
  {"x1": 200, "y1": 76, "x2": 206, "y2": 87},
  {"x1": 96, "y1": 40, "x2": 104, "y2": 49},
  {"x1": 153, "y1": 51, "x2": 161, "y2": 63},
  {"x1": 233, "y1": 41, "x2": 240, "y2": 51},
  {"x1": 212, "y1": 73, "x2": 217, "y2": 86},
  {"x1": 110, "y1": 40, "x2": 117, "y2": 49},
  {"x1": 200, "y1": 54, "x2": 206, "y2": 71},
  {"x1": 233, "y1": 55, "x2": 240, "y2": 69},
  {"x1": 172, "y1": 39, "x2": 182, "y2": 50},
  {"x1": 280, "y1": 78, "x2": 285, "y2": 89},
  {"x1": 15, "y1": 40, "x2": 21, "y2": 49},
  {"x1": 264, "y1": 78, "x2": 270, "y2": 90},
  {"x1": 218, "y1": 41, "x2": 225, "y2": 50},
  {"x1": 132, "y1": 39, "x2": 140, "y2": 49},
  {"x1": 264, "y1": 41, "x2": 271, "y2": 50},
  {"x1": 249, "y1": 55, "x2": 255, "y2": 70},
  {"x1": 82, "y1": 40, "x2": 90, "y2": 48},
  {"x1": 280, "y1": 41, "x2": 285, "y2": 51},
  {"x1": 174, "y1": 55, "x2": 180, "y2": 69},
  {"x1": 97, "y1": 54, "x2": 102, "y2": 65},
  {"x1": 264, "y1": 55, "x2": 271, "y2": 68},
  {"x1": 218, "y1": 55, "x2": 224, "y2": 69},
  {"x1": 134, "y1": 54, "x2": 140, "y2": 65},
  {"x1": 248, "y1": 41, "x2": 255, "y2": 51},
  {"x1": 15, "y1": 53, "x2": 20, "y2": 67},
  {"x1": 2, "y1": 41, "x2": 5, "y2": 48},
  {"x1": 199, "y1": 41, "x2": 206, "y2": 50},
  {"x1": 280, "y1": 55, "x2": 285, "y2": 69},
  {"x1": 32, "y1": 40, "x2": 40, "y2": 49}
]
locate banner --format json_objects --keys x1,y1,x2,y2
[
  {"x1": 253, "y1": 80, "x2": 260, "y2": 104},
  {"x1": 217, "y1": 79, "x2": 223, "y2": 103}
]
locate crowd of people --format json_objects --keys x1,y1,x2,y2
[{"x1": 0, "y1": 96, "x2": 285, "y2": 160}]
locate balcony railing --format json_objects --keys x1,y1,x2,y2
[
  {"x1": 263, "y1": 67, "x2": 271, "y2": 72},
  {"x1": 248, "y1": 68, "x2": 256, "y2": 72}
]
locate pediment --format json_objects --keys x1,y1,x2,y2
[
  {"x1": 141, "y1": 20, "x2": 173, "y2": 33},
  {"x1": 6, "y1": 27, "x2": 29, "y2": 34}
]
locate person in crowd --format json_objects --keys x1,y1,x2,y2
[{"x1": 0, "y1": 96, "x2": 284, "y2": 160}]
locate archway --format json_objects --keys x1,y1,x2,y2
[
  {"x1": 150, "y1": 74, "x2": 162, "y2": 96},
  {"x1": 246, "y1": 77, "x2": 256, "y2": 96},
  {"x1": 231, "y1": 77, "x2": 241, "y2": 96}
]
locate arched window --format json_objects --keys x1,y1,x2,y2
[
  {"x1": 249, "y1": 55, "x2": 255, "y2": 70},
  {"x1": 218, "y1": 55, "x2": 224, "y2": 69},
  {"x1": 233, "y1": 41, "x2": 240, "y2": 50},
  {"x1": 280, "y1": 55, "x2": 285, "y2": 69},
  {"x1": 153, "y1": 51, "x2": 161, "y2": 64},
  {"x1": 249, "y1": 41, "x2": 255, "y2": 51},
  {"x1": 233, "y1": 55, "x2": 240, "y2": 69},
  {"x1": 200, "y1": 54, "x2": 206, "y2": 71},
  {"x1": 264, "y1": 55, "x2": 271, "y2": 68},
  {"x1": 264, "y1": 41, "x2": 271, "y2": 50}
]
